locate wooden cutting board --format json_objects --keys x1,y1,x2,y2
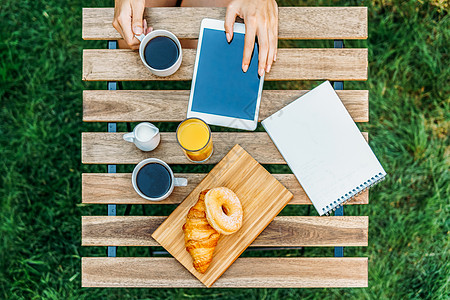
[{"x1": 152, "y1": 144, "x2": 293, "y2": 287}]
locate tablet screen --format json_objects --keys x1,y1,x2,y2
[{"x1": 191, "y1": 28, "x2": 261, "y2": 121}]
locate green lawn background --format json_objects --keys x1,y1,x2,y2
[{"x1": 0, "y1": 0, "x2": 449, "y2": 299}]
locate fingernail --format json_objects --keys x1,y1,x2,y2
[
  {"x1": 266, "y1": 64, "x2": 271, "y2": 73},
  {"x1": 274, "y1": 53, "x2": 277, "y2": 61},
  {"x1": 258, "y1": 68, "x2": 265, "y2": 76},
  {"x1": 226, "y1": 33, "x2": 231, "y2": 43},
  {"x1": 242, "y1": 64, "x2": 249, "y2": 72},
  {"x1": 133, "y1": 26, "x2": 142, "y2": 35}
]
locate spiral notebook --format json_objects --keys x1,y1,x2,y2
[{"x1": 262, "y1": 81, "x2": 386, "y2": 216}]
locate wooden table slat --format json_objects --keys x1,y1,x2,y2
[
  {"x1": 82, "y1": 257, "x2": 368, "y2": 288},
  {"x1": 81, "y1": 132, "x2": 368, "y2": 165},
  {"x1": 82, "y1": 173, "x2": 368, "y2": 205},
  {"x1": 83, "y1": 48, "x2": 368, "y2": 81},
  {"x1": 83, "y1": 7, "x2": 367, "y2": 40},
  {"x1": 82, "y1": 216, "x2": 368, "y2": 247},
  {"x1": 83, "y1": 90, "x2": 369, "y2": 122}
]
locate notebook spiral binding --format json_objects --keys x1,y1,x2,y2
[{"x1": 323, "y1": 172, "x2": 386, "y2": 216}]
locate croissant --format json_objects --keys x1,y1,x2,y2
[{"x1": 182, "y1": 189, "x2": 220, "y2": 273}]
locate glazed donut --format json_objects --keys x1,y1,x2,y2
[{"x1": 204, "y1": 187, "x2": 243, "y2": 235}]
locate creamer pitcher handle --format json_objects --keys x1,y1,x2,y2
[{"x1": 123, "y1": 132, "x2": 135, "y2": 143}]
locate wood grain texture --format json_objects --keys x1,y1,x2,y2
[
  {"x1": 83, "y1": 90, "x2": 369, "y2": 122},
  {"x1": 82, "y1": 48, "x2": 368, "y2": 81},
  {"x1": 82, "y1": 257, "x2": 368, "y2": 288},
  {"x1": 81, "y1": 132, "x2": 369, "y2": 165},
  {"x1": 81, "y1": 173, "x2": 368, "y2": 205},
  {"x1": 82, "y1": 7, "x2": 367, "y2": 40},
  {"x1": 82, "y1": 216, "x2": 368, "y2": 247},
  {"x1": 152, "y1": 145, "x2": 293, "y2": 287}
]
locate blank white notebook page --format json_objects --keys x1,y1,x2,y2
[{"x1": 262, "y1": 81, "x2": 386, "y2": 215}]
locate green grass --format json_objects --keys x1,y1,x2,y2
[{"x1": 0, "y1": 0, "x2": 449, "y2": 299}]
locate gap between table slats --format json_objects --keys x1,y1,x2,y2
[
  {"x1": 82, "y1": 7, "x2": 367, "y2": 40},
  {"x1": 82, "y1": 216, "x2": 368, "y2": 247},
  {"x1": 82, "y1": 257, "x2": 368, "y2": 288},
  {"x1": 81, "y1": 132, "x2": 368, "y2": 164},
  {"x1": 83, "y1": 90, "x2": 369, "y2": 122},
  {"x1": 83, "y1": 48, "x2": 368, "y2": 81},
  {"x1": 82, "y1": 173, "x2": 368, "y2": 205}
]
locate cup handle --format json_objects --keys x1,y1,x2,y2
[
  {"x1": 135, "y1": 34, "x2": 145, "y2": 42},
  {"x1": 123, "y1": 132, "x2": 135, "y2": 143},
  {"x1": 173, "y1": 177, "x2": 188, "y2": 187}
]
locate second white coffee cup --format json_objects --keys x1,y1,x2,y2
[{"x1": 132, "y1": 158, "x2": 188, "y2": 201}]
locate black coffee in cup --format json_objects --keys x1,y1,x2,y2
[
  {"x1": 144, "y1": 36, "x2": 179, "y2": 70},
  {"x1": 136, "y1": 163, "x2": 172, "y2": 198}
]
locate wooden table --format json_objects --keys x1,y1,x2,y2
[{"x1": 81, "y1": 6, "x2": 370, "y2": 288}]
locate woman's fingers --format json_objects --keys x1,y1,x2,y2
[
  {"x1": 265, "y1": 0, "x2": 277, "y2": 71},
  {"x1": 242, "y1": 19, "x2": 257, "y2": 73},
  {"x1": 131, "y1": 0, "x2": 145, "y2": 35},
  {"x1": 112, "y1": 18, "x2": 123, "y2": 38},
  {"x1": 112, "y1": 0, "x2": 144, "y2": 49},
  {"x1": 143, "y1": 19, "x2": 153, "y2": 35},
  {"x1": 256, "y1": 23, "x2": 269, "y2": 76},
  {"x1": 226, "y1": 0, "x2": 279, "y2": 74},
  {"x1": 144, "y1": 19, "x2": 153, "y2": 35},
  {"x1": 119, "y1": 16, "x2": 140, "y2": 49},
  {"x1": 266, "y1": 28, "x2": 276, "y2": 73},
  {"x1": 273, "y1": 26, "x2": 278, "y2": 62},
  {"x1": 224, "y1": 4, "x2": 239, "y2": 43},
  {"x1": 271, "y1": 1, "x2": 279, "y2": 62},
  {"x1": 113, "y1": 20, "x2": 133, "y2": 49}
]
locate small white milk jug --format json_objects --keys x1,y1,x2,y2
[{"x1": 123, "y1": 122, "x2": 160, "y2": 151}]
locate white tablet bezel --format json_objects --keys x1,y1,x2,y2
[{"x1": 186, "y1": 18, "x2": 264, "y2": 131}]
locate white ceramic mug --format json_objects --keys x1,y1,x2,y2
[
  {"x1": 123, "y1": 122, "x2": 160, "y2": 151},
  {"x1": 132, "y1": 158, "x2": 188, "y2": 201},
  {"x1": 136, "y1": 30, "x2": 182, "y2": 77}
]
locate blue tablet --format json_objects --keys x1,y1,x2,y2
[{"x1": 187, "y1": 18, "x2": 264, "y2": 131}]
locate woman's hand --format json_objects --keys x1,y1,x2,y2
[
  {"x1": 225, "y1": 0, "x2": 278, "y2": 76},
  {"x1": 113, "y1": 0, "x2": 153, "y2": 49}
]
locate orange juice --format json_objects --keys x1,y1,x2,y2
[{"x1": 176, "y1": 118, "x2": 213, "y2": 162}]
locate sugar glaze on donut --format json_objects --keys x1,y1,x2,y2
[{"x1": 204, "y1": 187, "x2": 243, "y2": 235}]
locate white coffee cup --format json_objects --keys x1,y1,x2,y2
[
  {"x1": 132, "y1": 158, "x2": 188, "y2": 201},
  {"x1": 123, "y1": 122, "x2": 160, "y2": 151},
  {"x1": 136, "y1": 30, "x2": 182, "y2": 77}
]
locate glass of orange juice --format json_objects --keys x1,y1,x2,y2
[{"x1": 176, "y1": 118, "x2": 213, "y2": 163}]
